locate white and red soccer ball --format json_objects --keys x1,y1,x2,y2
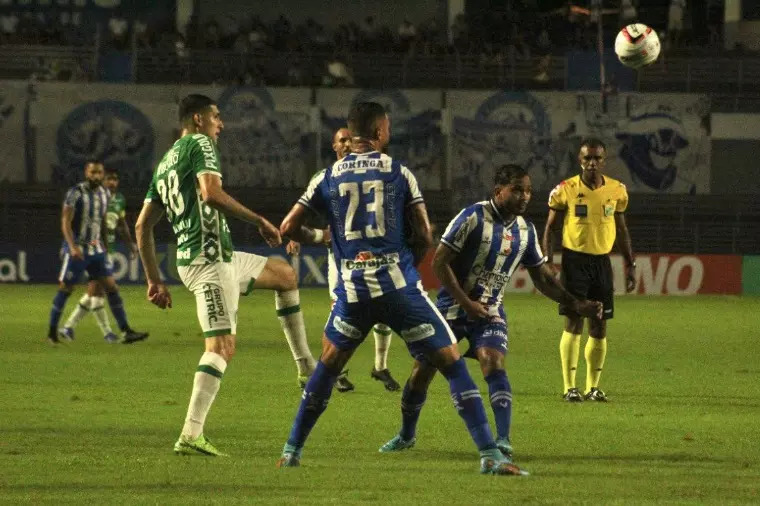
[{"x1": 614, "y1": 23, "x2": 661, "y2": 69}]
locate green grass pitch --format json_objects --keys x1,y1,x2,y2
[{"x1": 1, "y1": 285, "x2": 759, "y2": 504}]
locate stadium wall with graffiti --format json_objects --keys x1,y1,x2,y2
[{"x1": 0, "y1": 81, "x2": 719, "y2": 197}]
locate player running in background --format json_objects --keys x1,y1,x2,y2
[
  {"x1": 277, "y1": 102, "x2": 523, "y2": 475},
  {"x1": 542, "y1": 138, "x2": 636, "y2": 402},
  {"x1": 47, "y1": 161, "x2": 148, "y2": 345},
  {"x1": 379, "y1": 164, "x2": 602, "y2": 459},
  {"x1": 286, "y1": 127, "x2": 400, "y2": 392},
  {"x1": 59, "y1": 168, "x2": 145, "y2": 343},
  {"x1": 136, "y1": 94, "x2": 321, "y2": 456}
]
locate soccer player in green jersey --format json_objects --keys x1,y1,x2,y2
[
  {"x1": 58, "y1": 167, "x2": 148, "y2": 344},
  {"x1": 135, "y1": 94, "x2": 318, "y2": 456}
]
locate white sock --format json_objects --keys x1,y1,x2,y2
[
  {"x1": 182, "y1": 352, "x2": 228, "y2": 439},
  {"x1": 275, "y1": 290, "x2": 316, "y2": 376},
  {"x1": 90, "y1": 296, "x2": 112, "y2": 336},
  {"x1": 373, "y1": 323, "x2": 392, "y2": 371},
  {"x1": 64, "y1": 294, "x2": 91, "y2": 329}
]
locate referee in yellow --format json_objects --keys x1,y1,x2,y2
[{"x1": 542, "y1": 138, "x2": 636, "y2": 402}]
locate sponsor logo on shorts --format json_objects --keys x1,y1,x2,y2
[
  {"x1": 333, "y1": 316, "x2": 362, "y2": 339},
  {"x1": 344, "y1": 252, "x2": 400, "y2": 271},
  {"x1": 203, "y1": 284, "x2": 226, "y2": 326},
  {"x1": 401, "y1": 323, "x2": 435, "y2": 343}
]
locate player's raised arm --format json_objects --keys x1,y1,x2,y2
[
  {"x1": 197, "y1": 173, "x2": 281, "y2": 247},
  {"x1": 135, "y1": 200, "x2": 171, "y2": 309}
]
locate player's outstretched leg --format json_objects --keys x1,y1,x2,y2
[
  {"x1": 277, "y1": 361, "x2": 338, "y2": 467},
  {"x1": 48, "y1": 286, "x2": 73, "y2": 344},
  {"x1": 175, "y1": 349, "x2": 229, "y2": 457},
  {"x1": 371, "y1": 324, "x2": 400, "y2": 392}
]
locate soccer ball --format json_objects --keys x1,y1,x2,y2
[{"x1": 614, "y1": 23, "x2": 661, "y2": 69}]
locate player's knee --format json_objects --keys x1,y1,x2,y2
[
  {"x1": 409, "y1": 361, "x2": 436, "y2": 389},
  {"x1": 279, "y1": 265, "x2": 298, "y2": 290},
  {"x1": 206, "y1": 335, "x2": 236, "y2": 361}
]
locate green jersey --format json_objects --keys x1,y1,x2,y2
[
  {"x1": 105, "y1": 192, "x2": 126, "y2": 253},
  {"x1": 145, "y1": 133, "x2": 234, "y2": 267}
]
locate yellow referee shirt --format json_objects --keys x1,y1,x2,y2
[{"x1": 548, "y1": 175, "x2": 629, "y2": 255}]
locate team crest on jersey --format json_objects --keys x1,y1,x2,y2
[{"x1": 604, "y1": 202, "x2": 616, "y2": 217}]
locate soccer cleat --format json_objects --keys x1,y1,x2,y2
[
  {"x1": 58, "y1": 327, "x2": 75, "y2": 342},
  {"x1": 47, "y1": 330, "x2": 59, "y2": 345},
  {"x1": 563, "y1": 387, "x2": 583, "y2": 402},
  {"x1": 335, "y1": 370, "x2": 355, "y2": 393},
  {"x1": 378, "y1": 434, "x2": 416, "y2": 453},
  {"x1": 584, "y1": 387, "x2": 608, "y2": 402},
  {"x1": 495, "y1": 437, "x2": 513, "y2": 460},
  {"x1": 104, "y1": 332, "x2": 119, "y2": 344},
  {"x1": 276, "y1": 443, "x2": 302, "y2": 468},
  {"x1": 479, "y1": 457, "x2": 529, "y2": 476},
  {"x1": 122, "y1": 329, "x2": 148, "y2": 344},
  {"x1": 174, "y1": 434, "x2": 227, "y2": 457},
  {"x1": 371, "y1": 368, "x2": 401, "y2": 392}
]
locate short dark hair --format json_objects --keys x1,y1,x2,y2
[
  {"x1": 494, "y1": 164, "x2": 528, "y2": 186},
  {"x1": 84, "y1": 159, "x2": 103, "y2": 168},
  {"x1": 178, "y1": 94, "x2": 216, "y2": 124},
  {"x1": 579, "y1": 137, "x2": 606, "y2": 152},
  {"x1": 347, "y1": 101, "x2": 386, "y2": 139},
  {"x1": 105, "y1": 168, "x2": 119, "y2": 177}
]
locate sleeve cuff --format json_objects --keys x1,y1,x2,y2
[
  {"x1": 196, "y1": 170, "x2": 222, "y2": 179},
  {"x1": 440, "y1": 239, "x2": 461, "y2": 253},
  {"x1": 297, "y1": 198, "x2": 316, "y2": 212},
  {"x1": 406, "y1": 197, "x2": 424, "y2": 207}
]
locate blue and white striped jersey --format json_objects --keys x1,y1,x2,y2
[
  {"x1": 298, "y1": 151, "x2": 424, "y2": 303},
  {"x1": 436, "y1": 200, "x2": 545, "y2": 320},
  {"x1": 61, "y1": 182, "x2": 110, "y2": 256}
]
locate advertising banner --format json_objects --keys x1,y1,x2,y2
[
  {"x1": 447, "y1": 90, "x2": 711, "y2": 210},
  {"x1": 31, "y1": 84, "x2": 313, "y2": 189}
]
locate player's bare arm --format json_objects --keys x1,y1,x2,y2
[
  {"x1": 197, "y1": 173, "x2": 281, "y2": 247},
  {"x1": 614, "y1": 213, "x2": 636, "y2": 293},
  {"x1": 117, "y1": 215, "x2": 138, "y2": 257},
  {"x1": 135, "y1": 200, "x2": 172, "y2": 309},
  {"x1": 527, "y1": 263, "x2": 603, "y2": 319},
  {"x1": 432, "y1": 243, "x2": 489, "y2": 320},
  {"x1": 408, "y1": 203, "x2": 433, "y2": 266},
  {"x1": 542, "y1": 208, "x2": 563, "y2": 271},
  {"x1": 61, "y1": 204, "x2": 83, "y2": 260},
  {"x1": 280, "y1": 203, "x2": 329, "y2": 245}
]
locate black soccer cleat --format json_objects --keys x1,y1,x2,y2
[
  {"x1": 563, "y1": 387, "x2": 583, "y2": 402},
  {"x1": 335, "y1": 370, "x2": 355, "y2": 393},
  {"x1": 371, "y1": 368, "x2": 401, "y2": 392},
  {"x1": 47, "y1": 329, "x2": 60, "y2": 345},
  {"x1": 584, "y1": 387, "x2": 608, "y2": 402},
  {"x1": 122, "y1": 329, "x2": 149, "y2": 344}
]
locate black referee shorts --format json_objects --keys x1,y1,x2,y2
[{"x1": 559, "y1": 248, "x2": 614, "y2": 320}]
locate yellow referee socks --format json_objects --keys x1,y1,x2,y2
[
  {"x1": 559, "y1": 331, "x2": 581, "y2": 392},
  {"x1": 584, "y1": 337, "x2": 608, "y2": 393}
]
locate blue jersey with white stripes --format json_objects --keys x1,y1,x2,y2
[
  {"x1": 298, "y1": 151, "x2": 424, "y2": 303},
  {"x1": 61, "y1": 182, "x2": 110, "y2": 256},
  {"x1": 436, "y1": 200, "x2": 545, "y2": 320}
]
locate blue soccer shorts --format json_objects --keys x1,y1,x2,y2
[
  {"x1": 58, "y1": 251, "x2": 112, "y2": 284},
  {"x1": 446, "y1": 311, "x2": 509, "y2": 359},
  {"x1": 324, "y1": 282, "x2": 457, "y2": 362}
]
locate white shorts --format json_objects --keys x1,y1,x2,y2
[
  {"x1": 328, "y1": 248, "x2": 339, "y2": 302},
  {"x1": 177, "y1": 251, "x2": 268, "y2": 337}
]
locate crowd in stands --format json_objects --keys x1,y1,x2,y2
[{"x1": 0, "y1": 1, "x2": 725, "y2": 86}]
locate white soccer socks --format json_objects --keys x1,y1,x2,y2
[
  {"x1": 275, "y1": 290, "x2": 316, "y2": 377},
  {"x1": 90, "y1": 296, "x2": 113, "y2": 336},
  {"x1": 63, "y1": 294, "x2": 91, "y2": 329},
  {"x1": 182, "y1": 352, "x2": 228, "y2": 439},
  {"x1": 373, "y1": 324, "x2": 392, "y2": 371}
]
